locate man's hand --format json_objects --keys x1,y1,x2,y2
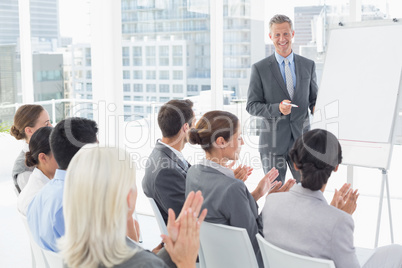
[{"x1": 279, "y1": 100, "x2": 292, "y2": 115}]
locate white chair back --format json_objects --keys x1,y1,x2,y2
[
  {"x1": 42, "y1": 248, "x2": 64, "y2": 268},
  {"x1": 199, "y1": 222, "x2": 258, "y2": 268},
  {"x1": 147, "y1": 198, "x2": 168, "y2": 235},
  {"x1": 18, "y1": 212, "x2": 47, "y2": 268},
  {"x1": 256, "y1": 234, "x2": 336, "y2": 268}
]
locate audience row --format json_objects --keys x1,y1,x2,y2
[{"x1": 10, "y1": 102, "x2": 402, "y2": 268}]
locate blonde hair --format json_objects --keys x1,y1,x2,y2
[{"x1": 59, "y1": 146, "x2": 137, "y2": 268}]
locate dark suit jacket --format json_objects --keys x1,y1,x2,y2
[
  {"x1": 142, "y1": 141, "x2": 189, "y2": 223},
  {"x1": 246, "y1": 53, "x2": 318, "y2": 155}
]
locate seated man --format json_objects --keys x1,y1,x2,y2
[
  {"x1": 142, "y1": 99, "x2": 195, "y2": 223},
  {"x1": 27, "y1": 117, "x2": 98, "y2": 252}
]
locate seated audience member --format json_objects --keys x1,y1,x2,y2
[
  {"x1": 142, "y1": 99, "x2": 195, "y2": 223},
  {"x1": 27, "y1": 117, "x2": 98, "y2": 252},
  {"x1": 18, "y1": 127, "x2": 57, "y2": 215},
  {"x1": 59, "y1": 146, "x2": 207, "y2": 268},
  {"x1": 262, "y1": 129, "x2": 402, "y2": 268},
  {"x1": 186, "y1": 110, "x2": 295, "y2": 268},
  {"x1": 10, "y1": 104, "x2": 52, "y2": 193}
]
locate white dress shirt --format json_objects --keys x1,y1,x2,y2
[{"x1": 17, "y1": 167, "x2": 50, "y2": 215}]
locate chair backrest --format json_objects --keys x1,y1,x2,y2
[
  {"x1": 18, "y1": 211, "x2": 47, "y2": 268},
  {"x1": 147, "y1": 198, "x2": 168, "y2": 235},
  {"x1": 199, "y1": 222, "x2": 258, "y2": 268},
  {"x1": 256, "y1": 234, "x2": 336, "y2": 268},
  {"x1": 42, "y1": 248, "x2": 64, "y2": 268}
]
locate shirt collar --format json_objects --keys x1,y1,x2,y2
[
  {"x1": 54, "y1": 169, "x2": 67, "y2": 181},
  {"x1": 274, "y1": 51, "x2": 294, "y2": 65},
  {"x1": 199, "y1": 158, "x2": 235, "y2": 179},
  {"x1": 32, "y1": 167, "x2": 51, "y2": 182},
  {"x1": 23, "y1": 142, "x2": 30, "y2": 153},
  {"x1": 158, "y1": 140, "x2": 187, "y2": 165},
  {"x1": 290, "y1": 184, "x2": 327, "y2": 204}
]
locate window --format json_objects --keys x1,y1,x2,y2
[
  {"x1": 122, "y1": 47, "x2": 130, "y2": 57},
  {"x1": 124, "y1": 96, "x2": 131, "y2": 101},
  {"x1": 173, "y1": 71, "x2": 183, "y2": 80},
  {"x1": 159, "y1": 58, "x2": 169, "y2": 66},
  {"x1": 187, "y1": 85, "x2": 198, "y2": 92},
  {"x1": 133, "y1": 70, "x2": 142, "y2": 79},
  {"x1": 159, "y1": 71, "x2": 169, "y2": 80},
  {"x1": 134, "y1": 96, "x2": 143, "y2": 101},
  {"x1": 123, "y1": 84, "x2": 131, "y2": 92},
  {"x1": 172, "y1": 85, "x2": 183, "y2": 93},
  {"x1": 133, "y1": 58, "x2": 142, "y2": 66},
  {"x1": 147, "y1": 96, "x2": 157, "y2": 102},
  {"x1": 201, "y1": 85, "x2": 211, "y2": 91},
  {"x1": 133, "y1": 47, "x2": 142, "y2": 56},
  {"x1": 146, "y1": 71, "x2": 156, "y2": 79},
  {"x1": 159, "y1": 46, "x2": 169, "y2": 56},
  {"x1": 134, "y1": 106, "x2": 144, "y2": 113},
  {"x1": 86, "y1": 83, "x2": 92, "y2": 92},
  {"x1": 173, "y1": 57, "x2": 182, "y2": 66},
  {"x1": 160, "y1": 84, "x2": 170, "y2": 93},
  {"x1": 123, "y1": 58, "x2": 130, "y2": 66},
  {"x1": 160, "y1": 97, "x2": 170, "y2": 102},
  {"x1": 173, "y1": 45, "x2": 182, "y2": 56},
  {"x1": 123, "y1": 70, "x2": 130, "y2": 79},
  {"x1": 146, "y1": 84, "x2": 156, "y2": 92},
  {"x1": 146, "y1": 47, "x2": 156, "y2": 56},
  {"x1": 124, "y1": 105, "x2": 131, "y2": 113},
  {"x1": 133, "y1": 84, "x2": 143, "y2": 92},
  {"x1": 86, "y1": 71, "x2": 92, "y2": 79}
]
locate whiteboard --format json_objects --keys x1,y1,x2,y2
[{"x1": 312, "y1": 23, "x2": 402, "y2": 169}]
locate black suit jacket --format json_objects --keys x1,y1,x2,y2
[{"x1": 142, "y1": 141, "x2": 189, "y2": 223}]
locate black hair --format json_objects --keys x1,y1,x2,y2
[
  {"x1": 158, "y1": 99, "x2": 194, "y2": 138},
  {"x1": 50, "y1": 117, "x2": 98, "y2": 170},
  {"x1": 25, "y1": 127, "x2": 53, "y2": 167},
  {"x1": 289, "y1": 129, "x2": 342, "y2": 191}
]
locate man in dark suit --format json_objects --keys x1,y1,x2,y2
[
  {"x1": 246, "y1": 14, "x2": 318, "y2": 183},
  {"x1": 142, "y1": 99, "x2": 195, "y2": 223}
]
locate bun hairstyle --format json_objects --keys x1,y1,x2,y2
[
  {"x1": 10, "y1": 104, "x2": 44, "y2": 140},
  {"x1": 25, "y1": 127, "x2": 53, "y2": 167},
  {"x1": 289, "y1": 129, "x2": 342, "y2": 191},
  {"x1": 188, "y1": 110, "x2": 239, "y2": 152}
]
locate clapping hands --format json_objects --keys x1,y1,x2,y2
[{"x1": 330, "y1": 183, "x2": 359, "y2": 215}]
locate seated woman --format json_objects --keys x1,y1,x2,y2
[
  {"x1": 58, "y1": 146, "x2": 207, "y2": 268},
  {"x1": 186, "y1": 110, "x2": 295, "y2": 268},
  {"x1": 17, "y1": 127, "x2": 58, "y2": 215},
  {"x1": 262, "y1": 129, "x2": 402, "y2": 268},
  {"x1": 10, "y1": 104, "x2": 52, "y2": 193}
]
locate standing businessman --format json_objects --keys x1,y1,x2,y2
[{"x1": 246, "y1": 14, "x2": 318, "y2": 183}]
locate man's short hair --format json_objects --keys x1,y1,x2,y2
[
  {"x1": 50, "y1": 117, "x2": 98, "y2": 170},
  {"x1": 158, "y1": 99, "x2": 194, "y2": 138},
  {"x1": 269, "y1": 14, "x2": 293, "y2": 32}
]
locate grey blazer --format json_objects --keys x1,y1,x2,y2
[
  {"x1": 186, "y1": 163, "x2": 264, "y2": 268},
  {"x1": 12, "y1": 150, "x2": 34, "y2": 193},
  {"x1": 261, "y1": 184, "x2": 360, "y2": 268},
  {"x1": 142, "y1": 141, "x2": 189, "y2": 224},
  {"x1": 246, "y1": 54, "x2": 318, "y2": 155}
]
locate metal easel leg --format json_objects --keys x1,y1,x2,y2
[
  {"x1": 375, "y1": 169, "x2": 386, "y2": 248},
  {"x1": 384, "y1": 170, "x2": 394, "y2": 243}
]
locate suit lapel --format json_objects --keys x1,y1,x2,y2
[
  {"x1": 155, "y1": 141, "x2": 188, "y2": 172},
  {"x1": 267, "y1": 54, "x2": 290, "y2": 99}
]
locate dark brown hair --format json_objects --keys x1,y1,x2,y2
[
  {"x1": 158, "y1": 99, "x2": 194, "y2": 138},
  {"x1": 25, "y1": 127, "x2": 53, "y2": 167},
  {"x1": 10, "y1": 104, "x2": 44, "y2": 140},
  {"x1": 188, "y1": 110, "x2": 239, "y2": 152}
]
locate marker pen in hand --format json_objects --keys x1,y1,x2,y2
[{"x1": 281, "y1": 102, "x2": 298, "y2": 108}]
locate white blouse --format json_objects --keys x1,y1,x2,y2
[{"x1": 17, "y1": 167, "x2": 50, "y2": 215}]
